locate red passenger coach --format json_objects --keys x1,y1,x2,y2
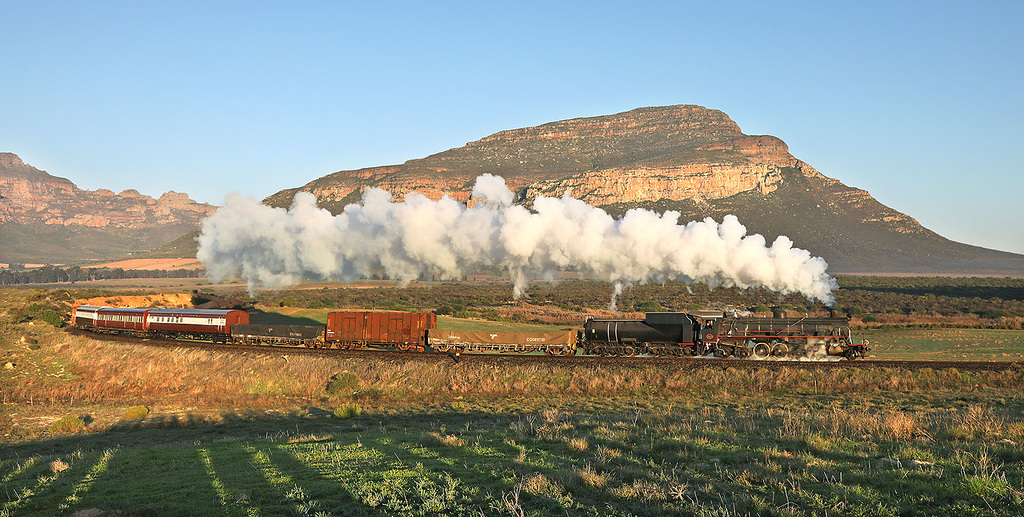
[
  {"x1": 146, "y1": 308, "x2": 249, "y2": 342},
  {"x1": 71, "y1": 305, "x2": 102, "y2": 327},
  {"x1": 93, "y1": 307, "x2": 150, "y2": 333},
  {"x1": 325, "y1": 310, "x2": 436, "y2": 350}
]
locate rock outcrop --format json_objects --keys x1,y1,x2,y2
[
  {"x1": 0, "y1": 153, "x2": 214, "y2": 228},
  {"x1": 0, "y1": 153, "x2": 215, "y2": 263}
]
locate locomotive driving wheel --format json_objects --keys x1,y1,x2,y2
[
  {"x1": 770, "y1": 340, "x2": 790, "y2": 357},
  {"x1": 752, "y1": 343, "x2": 770, "y2": 359}
]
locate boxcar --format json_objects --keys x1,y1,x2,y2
[{"x1": 325, "y1": 310, "x2": 436, "y2": 350}]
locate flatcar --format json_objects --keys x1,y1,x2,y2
[{"x1": 430, "y1": 330, "x2": 578, "y2": 355}]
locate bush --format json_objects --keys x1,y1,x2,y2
[
  {"x1": 977, "y1": 309, "x2": 1011, "y2": 319},
  {"x1": 635, "y1": 301, "x2": 664, "y2": 312},
  {"x1": 334, "y1": 403, "x2": 362, "y2": 419},
  {"x1": 862, "y1": 314, "x2": 881, "y2": 323},
  {"x1": 39, "y1": 309, "x2": 64, "y2": 328},
  {"x1": 50, "y1": 415, "x2": 85, "y2": 434},
  {"x1": 326, "y1": 372, "x2": 360, "y2": 395},
  {"x1": 123, "y1": 405, "x2": 150, "y2": 420},
  {"x1": 351, "y1": 387, "x2": 384, "y2": 402}
]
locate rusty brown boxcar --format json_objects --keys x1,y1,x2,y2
[{"x1": 325, "y1": 310, "x2": 437, "y2": 350}]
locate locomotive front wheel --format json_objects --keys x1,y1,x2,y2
[{"x1": 752, "y1": 343, "x2": 770, "y2": 359}]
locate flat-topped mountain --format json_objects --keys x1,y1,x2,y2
[
  {"x1": 0, "y1": 153, "x2": 215, "y2": 263},
  {"x1": 266, "y1": 105, "x2": 1024, "y2": 275}
]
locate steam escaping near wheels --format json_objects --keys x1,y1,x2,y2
[{"x1": 197, "y1": 174, "x2": 836, "y2": 307}]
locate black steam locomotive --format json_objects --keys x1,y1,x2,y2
[{"x1": 583, "y1": 309, "x2": 866, "y2": 359}]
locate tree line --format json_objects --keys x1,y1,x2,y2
[{"x1": 0, "y1": 265, "x2": 202, "y2": 285}]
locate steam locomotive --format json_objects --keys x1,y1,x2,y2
[
  {"x1": 584, "y1": 309, "x2": 865, "y2": 359},
  {"x1": 70, "y1": 305, "x2": 867, "y2": 359}
]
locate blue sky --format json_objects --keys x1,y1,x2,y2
[{"x1": 3, "y1": 1, "x2": 1022, "y2": 254}]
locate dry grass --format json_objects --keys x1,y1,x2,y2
[
  {"x1": 7, "y1": 330, "x2": 1024, "y2": 414},
  {"x1": 423, "y1": 431, "x2": 466, "y2": 447}
]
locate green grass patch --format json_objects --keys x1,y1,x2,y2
[
  {"x1": 862, "y1": 328, "x2": 1024, "y2": 361},
  {"x1": 5, "y1": 396, "x2": 1024, "y2": 516},
  {"x1": 437, "y1": 315, "x2": 565, "y2": 332}
]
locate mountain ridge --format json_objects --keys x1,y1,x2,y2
[
  {"x1": 264, "y1": 105, "x2": 1024, "y2": 275},
  {"x1": 0, "y1": 153, "x2": 215, "y2": 263}
]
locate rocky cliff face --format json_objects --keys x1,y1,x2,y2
[
  {"x1": 266, "y1": 105, "x2": 1024, "y2": 274},
  {"x1": 0, "y1": 153, "x2": 214, "y2": 228},
  {"x1": 0, "y1": 153, "x2": 215, "y2": 262},
  {"x1": 266, "y1": 105, "x2": 927, "y2": 237}
]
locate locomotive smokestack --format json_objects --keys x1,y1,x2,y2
[{"x1": 772, "y1": 307, "x2": 786, "y2": 319}]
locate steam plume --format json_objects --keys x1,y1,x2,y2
[{"x1": 197, "y1": 174, "x2": 837, "y2": 307}]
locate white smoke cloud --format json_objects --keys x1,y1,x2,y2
[{"x1": 197, "y1": 174, "x2": 837, "y2": 307}]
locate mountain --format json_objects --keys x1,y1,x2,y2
[
  {"x1": 265, "y1": 105, "x2": 1024, "y2": 275},
  {"x1": 0, "y1": 153, "x2": 214, "y2": 264}
]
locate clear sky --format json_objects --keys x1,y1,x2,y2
[{"x1": 3, "y1": 1, "x2": 1022, "y2": 254}]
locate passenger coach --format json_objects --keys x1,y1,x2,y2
[{"x1": 71, "y1": 305, "x2": 249, "y2": 341}]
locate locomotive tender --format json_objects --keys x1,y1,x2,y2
[{"x1": 71, "y1": 305, "x2": 866, "y2": 359}]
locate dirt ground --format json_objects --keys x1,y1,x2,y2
[
  {"x1": 73, "y1": 293, "x2": 194, "y2": 308},
  {"x1": 86, "y1": 258, "x2": 203, "y2": 270}
]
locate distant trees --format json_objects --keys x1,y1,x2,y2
[{"x1": 0, "y1": 265, "x2": 202, "y2": 285}]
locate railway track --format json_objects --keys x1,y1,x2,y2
[{"x1": 67, "y1": 328, "x2": 1024, "y2": 372}]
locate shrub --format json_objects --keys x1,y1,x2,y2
[
  {"x1": 50, "y1": 415, "x2": 85, "y2": 434},
  {"x1": 326, "y1": 372, "x2": 360, "y2": 395},
  {"x1": 351, "y1": 387, "x2": 384, "y2": 402},
  {"x1": 862, "y1": 314, "x2": 881, "y2": 323},
  {"x1": 123, "y1": 405, "x2": 150, "y2": 420},
  {"x1": 39, "y1": 309, "x2": 64, "y2": 328},
  {"x1": 635, "y1": 301, "x2": 664, "y2": 312},
  {"x1": 977, "y1": 309, "x2": 1011, "y2": 319},
  {"x1": 334, "y1": 403, "x2": 362, "y2": 419}
]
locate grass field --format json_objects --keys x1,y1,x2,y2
[
  {"x1": 861, "y1": 328, "x2": 1024, "y2": 362},
  {"x1": 3, "y1": 395, "x2": 1023, "y2": 516},
  {"x1": 3, "y1": 287, "x2": 1024, "y2": 515}
]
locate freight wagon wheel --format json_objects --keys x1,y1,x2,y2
[{"x1": 752, "y1": 343, "x2": 770, "y2": 359}]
